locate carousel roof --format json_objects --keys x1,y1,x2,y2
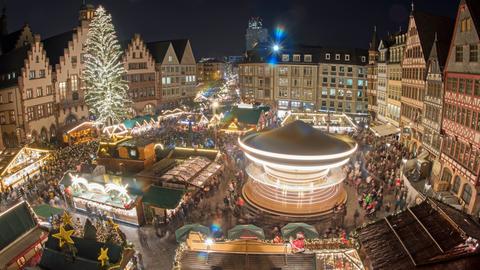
[{"x1": 242, "y1": 120, "x2": 354, "y2": 156}]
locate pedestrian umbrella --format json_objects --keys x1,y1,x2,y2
[
  {"x1": 175, "y1": 224, "x2": 210, "y2": 243},
  {"x1": 281, "y1": 223, "x2": 319, "y2": 239},
  {"x1": 227, "y1": 224, "x2": 265, "y2": 240}
]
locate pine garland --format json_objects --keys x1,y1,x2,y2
[{"x1": 84, "y1": 6, "x2": 131, "y2": 126}]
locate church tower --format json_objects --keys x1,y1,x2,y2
[{"x1": 79, "y1": 0, "x2": 95, "y2": 25}]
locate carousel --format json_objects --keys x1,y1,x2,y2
[{"x1": 239, "y1": 120, "x2": 357, "y2": 219}]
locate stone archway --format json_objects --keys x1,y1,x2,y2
[
  {"x1": 65, "y1": 114, "x2": 78, "y2": 125},
  {"x1": 50, "y1": 124, "x2": 56, "y2": 139},
  {"x1": 40, "y1": 127, "x2": 48, "y2": 143},
  {"x1": 30, "y1": 130, "x2": 38, "y2": 142},
  {"x1": 143, "y1": 104, "x2": 155, "y2": 115}
]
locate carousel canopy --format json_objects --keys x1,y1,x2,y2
[{"x1": 242, "y1": 120, "x2": 354, "y2": 156}]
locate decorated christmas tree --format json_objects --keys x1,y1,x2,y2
[{"x1": 84, "y1": 6, "x2": 130, "y2": 126}]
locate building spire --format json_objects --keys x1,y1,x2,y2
[
  {"x1": 434, "y1": 32, "x2": 438, "y2": 42},
  {"x1": 0, "y1": 1, "x2": 7, "y2": 36},
  {"x1": 411, "y1": 0, "x2": 415, "y2": 12}
]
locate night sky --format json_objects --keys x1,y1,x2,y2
[{"x1": 4, "y1": 0, "x2": 458, "y2": 59}]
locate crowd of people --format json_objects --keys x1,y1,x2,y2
[{"x1": 344, "y1": 129, "x2": 412, "y2": 221}]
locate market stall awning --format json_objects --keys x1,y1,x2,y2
[
  {"x1": 369, "y1": 124, "x2": 400, "y2": 137},
  {"x1": 142, "y1": 186, "x2": 185, "y2": 209},
  {"x1": 32, "y1": 204, "x2": 65, "y2": 219}
]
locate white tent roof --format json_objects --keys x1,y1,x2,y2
[{"x1": 369, "y1": 124, "x2": 400, "y2": 137}]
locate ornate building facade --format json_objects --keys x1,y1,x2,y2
[
  {"x1": 386, "y1": 31, "x2": 406, "y2": 127},
  {"x1": 0, "y1": 3, "x2": 197, "y2": 146},
  {"x1": 239, "y1": 45, "x2": 368, "y2": 120},
  {"x1": 440, "y1": 0, "x2": 480, "y2": 215},
  {"x1": 400, "y1": 9, "x2": 453, "y2": 156}
]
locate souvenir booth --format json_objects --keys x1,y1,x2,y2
[
  {"x1": 63, "y1": 121, "x2": 98, "y2": 145},
  {"x1": 0, "y1": 147, "x2": 51, "y2": 191},
  {"x1": 61, "y1": 172, "x2": 145, "y2": 226}
]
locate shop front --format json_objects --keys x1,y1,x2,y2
[{"x1": 61, "y1": 172, "x2": 145, "y2": 226}]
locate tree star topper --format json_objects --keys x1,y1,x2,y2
[
  {"x1": 61, "y1": 211, "x2": 73, "y2": 226},
  {"x1": 98, "y1": 247, "x2": 110, "y2": 266},
  {"x1": 52, "y1": 225, "x2": 75, "y2": 248}
]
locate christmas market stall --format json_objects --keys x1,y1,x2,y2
[
  {"x1": 176, "y1": 113, "x2": 209, "y2": 132},
  {"x1": 0, "y1": 201, "x2": 48, "y2": 269},
  {"x1": 123, "y1": 115, "x2": 158, "y2": 136},
  {"x1": 97, "y1": 136, "x2": 156, "y2": 174},
  {"x1": 61, "y1": 172, "x2": 145, "y2": 226},
  {"x1": 63, "y1": 121, "x2": 98, "y2": 145},
  {"x1": 173, "y1": 232, "x2": 365, "y2": 270},
  {"x1": 220, "y1": 104, "x2": 270, "y2": 134},
  {"x1": 158, "y1": 108, "x2": 186, "y2": 121},
  {"x1": 0, "y1": 147, "x2": 51, "y2": 190},
  {"x1": 141, "y1": 185, "x2": 185, "y2": 224}
]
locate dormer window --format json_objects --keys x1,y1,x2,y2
[
  {"x1": 335, "y1": 54, "x2": 340, "y2": 60},
  {"x1": 361, "y1": 56, "x2": 366, "y2": 62},
  {"x1": 168, "y1": 55, "x2": 173, "y2": 62},
  {"x1": 325, "y1": 53, "x2": 331, "y2": 60},
  {"x1": 293, "y1": 54, "x2": 300, "y2": 62},
  {"x1": 345, "y1": 54, "x2": 350, "y2": 61},
  {"x1": 282, "y1": 54, "x2": 290, "y2": 62},
  {"x1": 304, "y1": 54, "x2": 312, "y2": 62}
]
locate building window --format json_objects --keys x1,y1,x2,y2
[
  {"x1": 293, "y1": 54, "x2": 300, "y2": 62},
  {"x1": 39, "y1": 69, "x2": 45, "y2": 78},
  {"x1": 451, "y1": 176, "x2": 461, "y2": 194},
  {"x1": 9, "y1": 111, "x2": 15, "y2": 122},
  {"x1": 168, "y1": 56, "x2": 173, "y2": 62},
  {"x1": 335, "y1": 54, "x2": 340, "y2": 60},
  {"x1": 46, "y1": 85, "x2": 53, "y2": 95},
  {"x1": 455, "y1": 46, "x2": 463, "y2": 62},
  {"x1": 36, "y1": 87, "x2": 42, "y2": 97},
  {"x1": 71, "y1": 75, "x2": 78, "y2": 92},
  {"x1": 441, "y1": 168, "x2": 452, "y2": 182},
  {"x1": 461, "y1": 184, "x2": 472, "y2": 205},
  {"x1": 345, "y1": 54, "x2": 350, "y2": 61},
  {"x1": 304, "y1": 54, "x2": 312, "y2": 62},
  {"x1": 278, "y1": 100, "x2": 289, "y2": 108},
  {"x1": 361, "y1": 56, "x2": 366, "y2": 62},
  {"x1": 26, "y1": 88, "x2": 33, "y2": 99},
  {"x1": 71, "y1": 56, "x2": 77, "y2": 65},
  {"x1": 29, "y1": 71, "x2": 35, "y2": 79},
  {"x1": 27, "y1": 107, "x2": 34, "y2": 121},
  {"x1": 325, "y1": 53, "x2": 330, "y2": 60},
  {"x1": 37, "y1": 105, "x2": 44, "y2": 118},
  {"x1": 47, "y1": 103, "x2": 53, "y2": 115},
  {"x1": 282, "y1": 54, "x2": 290, "y2": 62},
  {"x1": 470, "y1": 44, "x2": 478, "y2": 62},
  {"x1": 59, "y1": 82, "x2": 67, "y2": 100}
]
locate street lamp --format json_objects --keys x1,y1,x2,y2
[{"x1": 273, "y1": 44, "x2": 280, "y2": 52}]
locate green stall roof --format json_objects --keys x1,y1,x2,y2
[
  {"x1": 0, "y1": 202, "x2": 37, "y2": 251},
  {"x1": 142, "y1": 186, "x2": 185, "y2": 209}
]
